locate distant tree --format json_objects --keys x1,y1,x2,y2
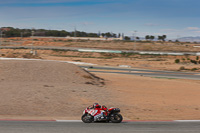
[
  {"x1": 158, "y1": 35, "x2": 167, "y2": 41},
  {"x1": 158, "y1": 36, "x2": 163, "y2": 41},
  {"x1": 87, "y1": 33, "x2": 98, "y2": 37},
  {"x1": 145, "y1": 35, "x2": 150, "y2": 40},
  {"x1": 136, "y1": 37, "x2": 140, "y2": 40},
  {"x1": 150, "y1": 35, "x2": 155, "y2": 41},
  {"x1": 124, "y1": 36, "x2": 131, "y2": 40},
  {"x1": 105, "y1": 32, "x2": 112, "y2": 38},
  {"x1": 162, "y1": 35, "x2": 167, "y2": 41}
]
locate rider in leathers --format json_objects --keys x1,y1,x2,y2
[{"x1": 90, "y1": 103, "x2": 108, "y2": 121}]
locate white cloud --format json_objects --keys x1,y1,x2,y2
[
  {"x1": 161, "y1": 29, "x2": 178, "y2": 32},
  {"x1": 186, "y1": 27, "x2": 200, "y2": 30}
]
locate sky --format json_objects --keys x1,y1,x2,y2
[{"x1": 0, "y1": 0, "x2": 200, "y2": 39}]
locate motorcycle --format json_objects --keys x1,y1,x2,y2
[{"x1": 81, "y1": 106, "x2": 123, "y2": 123}]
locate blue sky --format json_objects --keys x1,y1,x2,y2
[{"x1": 0, "y1": 0, "x2": 200, "y2": 39}]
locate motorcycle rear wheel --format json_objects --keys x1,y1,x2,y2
[
  {"x1": 81, "y1": 114, "x2": 94, "y2": 123},
  {"x1": 110, "y1": 114, "x2": 123, "y2": 123}
]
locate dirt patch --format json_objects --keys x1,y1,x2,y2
[{"x1": 0, "y1": 60, "x2": 107, "y2": 119}]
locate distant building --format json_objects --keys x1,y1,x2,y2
[
  {"x1": 0, "y1": 27, "x2": 11, "y2": 32},
  {"x1": 65, "y1": 36, "x2": 123, "y2": 41}
]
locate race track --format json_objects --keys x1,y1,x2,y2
[
  {"x1": 0, "y1": 121, "x2": 200, "y2": 133},
  {"x1": 81, "y1": 66, "x2": 200, "y2": 80}
]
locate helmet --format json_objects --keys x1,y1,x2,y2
[{"x1": 93, "y1": 103, "x2": 101, "y2": 108}]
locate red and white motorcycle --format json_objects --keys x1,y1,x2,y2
[{"x1": 81, "y1": 106, "x2": 123, "y2": 123}]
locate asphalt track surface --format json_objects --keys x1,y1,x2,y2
[
  {"x1": 80, "y1": 66, "x2": 200, "y2": 80},
  {"x1": 0, "y1": 121, "x2": 200, "y2": 133}
]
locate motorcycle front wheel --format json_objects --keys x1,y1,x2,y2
[
  {"x1": 81, "y1": 114, "x2": 94, "y2": 123},
  {"x1": 110, "y1": 113, "x2": 123, "y2": 123}
]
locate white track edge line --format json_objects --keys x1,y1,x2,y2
[
  {"x1": 174, "y1": 120, "x2": 200, "y2": 122},
  {"x1": 56, "y1": 120, "x2": 200, "y2": 122},
  {"x1": 56, "y1": 120, "x2": 82, "y2": 122}
]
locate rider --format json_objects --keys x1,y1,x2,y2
[
  {"x1": 92, "y1": 103, "x2": 108, "y2": 118},
  {"x1": 93, "y1": 103, "x2": 101, "y2": 109}
]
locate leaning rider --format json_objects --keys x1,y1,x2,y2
[{"x1": 92, "y1": 103, "x2": 108, "y2": 117}]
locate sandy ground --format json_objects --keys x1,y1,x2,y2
[
  {"x1": 0, "y1": 60, "x2": 200, "y2": 120},
  {"x1": 94, "y1": 73, "x2": 200, "y2": 120},
  {"x1": 0, "y1": 60, "x2": 108, "y2": 120},
  {"x1": 0, "y1": 49, "x2": 200, "y2": 72}
]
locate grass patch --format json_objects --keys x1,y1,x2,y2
[
  {"x1": 120, "y1": 52, "x2": 137, "y2": 57},
  {"x1": 191, "y1": 68, "x2": 199, "y2": 71},
  {"x1": 73, "y1": 60, "x2": 82, "y2": 62},
  {"x1": 52, "y1": 49, "x2": 69, "y2": 52}
]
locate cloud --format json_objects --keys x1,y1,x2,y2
[
  {"x1": 144, "y1": 23, "x2": 168, "y2": 27},
  {"x1": 186, "y1": 27, "x2": 200, "y2": 30},
  {"x1": 161, "y1": 29, "x2": 179, "y2": 32}
]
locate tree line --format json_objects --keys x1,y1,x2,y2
[
  {"x1": 0, "y1": 27, "x2": 122, "y2": 38},
  {"x1": 119, "y1": 35, "x2": 167, "y2": 41},
  {"x1": 1, "y1": 27, "x2": 167, "y2": 41},
  {"x1": 145, "y1": 35, "x2": 167, "y2": 41}
]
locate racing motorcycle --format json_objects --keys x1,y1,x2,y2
[{"x1": 81, "y1": 106, "x2": 123, "y2": 123}]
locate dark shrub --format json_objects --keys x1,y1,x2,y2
[{"x1": 175, "y1": 59, "x2": 180, "y2": 63}]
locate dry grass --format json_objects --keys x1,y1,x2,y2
[
  {"x1": 2, "y1": 37, "x2": 200, "y2": 52},
  {"x1": 1, "y1": 48, "x2": 199, "y2": 72}
]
